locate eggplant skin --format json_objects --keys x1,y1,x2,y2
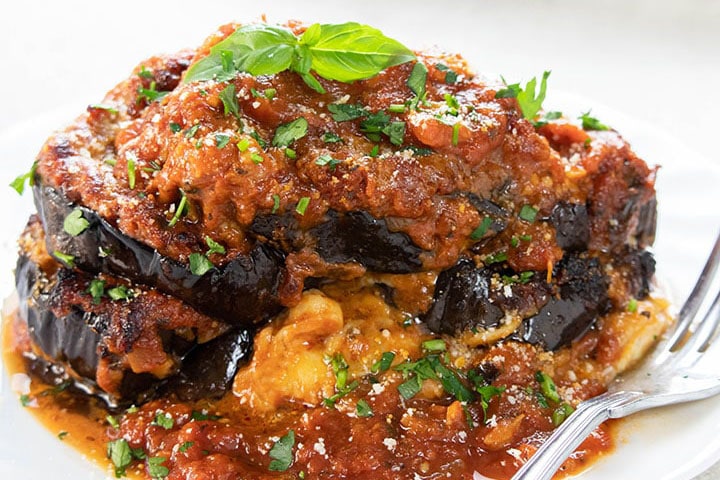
[
  {"x1": 165, "y1": 328, "x2": 254, "y2": 401},
  {"x1": 34, "y1": 185, "x2": 285, "y2": 327},
  {"x1": 250, "y1": 209, "x2": 424, "y2": 273}
]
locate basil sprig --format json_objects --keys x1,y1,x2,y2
[{"x1": 184, "y1": 22, "x2": 415, "y2": 93}]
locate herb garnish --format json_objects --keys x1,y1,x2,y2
[
  {"x1": 271, "y1": 194, "x2": 281, "y2": 213},
  {"x1": 219, "y1": 84, "x2": 241, "y2": 121},
  {"x1": 322, "y1": 132, "x2": 343, "y2": 143},
  {"x1": 470, "y1": 216, "x2": 493, "y2": 241},
  {"x1": 295, "y1": 196, "x2": 310, "y2": 215},
  {"x1": 394, "y1": 354, "x2": 473, "y2": 402},
  {"x1": 89, "y1": 103, "x2": 119, "y2": 114},
  {"x1": 167, "y1": 190, "x2": 188, "y2": 227},
  {"x1": 63, "y1": 209, "x2": 90, "y2": 236},
  {"x1": 435, "y1": 63, "x2": 458, "y2": 84},
  {"x1": 268, "y1": 430, "x2": 295, "y2": 472},
  {"x1": 127, "y1": 156, "x2": 137, "y2": 189},
  {"x1": 371, "y1": 352, "x2": 396, "y2": 374},
  {"x1": 356, "y1": 399, "x2": 374, "y2": 417},
  {"x1": 215, "y1": 133, "x2": 231, "y2": 149},
  {"x1": 272, "y1": 117, "x2": 308, "y2": 148},
  {"x1": 579, "y1": 110, "x2": 610, "y2": 131},
  {"x1": 107, "y1": 285, "x2": 133, "y2": 301},
  {"x1": 627, "y1": 298, "x2": 638, "y2": 313},
  {"x1": 179, "y1": 441, "x2": 194, "y2": 453},
  {"x1": 153, "y1": 411, "x2": 174, "y2": 430},
  {"x1": 328, "y1": 103, "x2": 367, "y2": 122},
  {"x1": 53, "y1": 250, "x2": 75, "y2": 267},
  {"x1": 107, "y1": 438, "x2": 138, "y2": 478},
  {"x1": 519, "y1": 205, "x2": 538, "y2": 223},
  {"x1": 87, "y1": 279, "x2": 106, "y2": 304},
  {"x1": 189, "y1": 253, "x2": 213, "y2": 276},
  {"x1": 10, "y1": 161, "x2": 38, "y2": 195},
  {"x1": 316, "y1": 154, "x2": 342, "y2": 171},
  {"x1": 495, "y1": 71, "x2": 551, "y2": 121},
  {"x1": 184, "y1": 23, "x2": 415, "y2": 94},
  {"x1": 148, "y1": 456, "x2": 169, "y2": 479},
  {"x1": 407, "y1": 62, "x2": 428, "y2": 100}
]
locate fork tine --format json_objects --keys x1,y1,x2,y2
[
  {"x1": 666, "y1": 231, "x2": 720, "y2": 352},
  {"x1": 672, "y1": 288, "x2": 720, "y2": 365}
]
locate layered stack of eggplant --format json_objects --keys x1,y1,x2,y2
[{"x1": 13, "y1": 22, "x2": 658, "y2": 409}]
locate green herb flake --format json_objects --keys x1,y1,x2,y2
[
  {"x1": 63, "y1": 209, "x2": 90, "y2": 236},
  {"x1": 215, "y1": 133, "x2": 231, "y2": 149},
  {"x1": 371, "y1": 351, "x2": 396, "y2": 373},
  {"x1": 295, "y1": 197, "x2": 310, "y2": 215},
  {"x1": 436, "y1": 64, "x2": 459, "y2": 84},
  {"x1": 535, "y1": 371, "x2": 561, "y2": 404},
  {"x1": 272, "y1": 117, "x2": 308, "y2": 148},
  {"x1": 579, "y1": 110, "x2": 610, "y2": 131},
  {"x1": 168, "y1": 191, "x2": 188, "y2": 227},
  {"x1": 250, "y1": 130, "x2": 268, "y2": 149},
  {"x1": 153, "y1": 411, "x2": 174, "y2": 430},
  {"x1": 237, "y1": 138, "x2": 250, "y2": 152},
  {"x1": 184, "y1": 124, "x2": 200, "y2": 139},
  {"x1": 388, "y1": 104, "x2": 406, "y2": 114},
  {"x1": 315, "y1": 154, "x2": 342, "y2": 171},
  {"x1": 178, "y1": 441, "x2": 194, "y2": 453},
  {"x1": 285, "y1": 148, "x2": 297, "y2": 159},
  {"x1": 53, "y1": 250, "x2": 75, "y2": 267},
  {"x1": 89, "y1": 103, "x2": 119, "y2": 114},
  {"x1": 219, "y1": 84, "x2": 241, "y2": 120},
  {"x1": 268, "y1": 430, "x2": 295, "y2": 472},
  {"x1": 552, "y1": 402, "x2": 575, "y2": 426},
  {"x1": 627, "y1": 298, "x2": 638, "y2": 313},
  {"x1": 147, "y1": 456, "x2": 169, "y2": 479},
  {"x1": 107, "y1": 285, "x2": 133, "y2": 301},
  {"x1": 107, "y1": 438, "x2": 133, "y2": 478},
  {"x1": 205, "y1": 236, "x2": 226, "y2": 255},
  {"x1": 20, "y1": 394, "x2": 32, "y2": 407},
  {"x1": 106, "y1": 415, "x2": 120, "y2": 429},
  {"x1": 356, "y1": 399, "x2": 374, "y2": 417},
  {"x1": 328, "y1": 103, "x2": 368, "y2": 122},
  {"x1": 189, "y1": 253, "x2": 214, "y2": 276},
  {"x1": 496, "y1": 71, "x2": 551, "y2": 121},
  {"x1": 138, "y1": 66, "x2": 154, "y2": 79},
  {"x1": 519, "y1": 205, "x2": 538, "y2": 223},
  {"x1": 264, "y1": 88, "x2": 277, "y2": 100},
  {"x1": 58, "y1": 431, "x2": 69, "y2": 440},
  {"x1": 127, "y1": 156, "x2": 137, "y2": 190},
  {"x1": 484, "y1": 251, "x2": 507, "y2": 265},
  {"x1": 369, "y1": 145, "x2": 380, "y2": 157},
  {"x1": 169, "y1": 122, "x2": 182, "y2": 133},
  {"x1": 322, "y1": 132, "x2": 343, "y2": 143},
  {"x1": 421, "y1": 339, "x2": 446, "y2": 352},
  {"x1": 397, "y1": 376, "x2": 422, "y2": 399},
  {"x1": 451, "y1": 122, "x2": 461, "y2": 146},
  {"x1": 470, "y1": 216, "x2": 493, "y2": 241},
  {"x1": 250, "y1": 152, "x2": 264, "y2": 164},
  {"x1": 477, "y1": 384, "x2": 506, "y2": 422},
  {"x1": 271, "y1": 194, "x2": 281, "y2": 214},
  {"x1": 9, "y1": 161, "x2": 38, "y2": 195},
  {"x1": 407, "y1": 62, "x2": 428, "y2": 98}
]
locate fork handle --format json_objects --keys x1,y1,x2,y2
[{"x1": 511, "y1": 390, "x2": 642, "y2": 480}]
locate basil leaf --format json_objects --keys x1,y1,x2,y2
[
  {"x1": 303, "y1": 22, "x2": 415, "y2": 82},
  {"x1": 185, "y1": 24, "x2": 296, "y2": 82},
  {"x1": 268, "y1": 430, "x2": 295, "y2": 471},
  {"x1": 328, "y1": 103, "x2": 367, "y2": 122},
  {"x1": 272, "y1": 117, "x2": 308, "y2": 147}
]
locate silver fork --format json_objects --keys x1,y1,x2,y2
[{"x1": 512, "y1": 231, "x2": 720, "y2": 480}]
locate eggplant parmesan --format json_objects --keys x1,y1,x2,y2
[{"x1": 4, "y1": 20, "x2": 671, "y2": 479}]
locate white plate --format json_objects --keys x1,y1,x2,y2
[{"x1": 0, "y1": 95, "x2": 718, "y2": 480}]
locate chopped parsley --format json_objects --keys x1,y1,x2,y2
[
  {"x1": 167, "y1": 190, "x2": 188, "y2": 227},
  {"x1": 169, "y1": 122, "x2": 182, "y2": 133},
  {"x1": 535, "y1": 371, "x2": 561, "y2": 404},
  {"x1": 178, "y1": 441, "x2": 194, "y2": 453},
  {"x1": 627, "y1": 298, "x2": 638, "y2": 313},
  {"x1": 470, "y1": 216, "x2": 493, "y2": 241},
  {"x1": 519, "y1": 205, "x2": 538, "y2": 223},
  {"x1": 356, "y1": 399, "x2": 374, "y2": 417},
  {"x1": 285, "y1": 148, "x2": 297, "y2": 159},
  {"x1": 322, "y1": 132, "x2": 343, "y2": 143},
  {"x1": 147, "y1": 456, "x2": 169, "y2": 479},
  {"x1": 552, "y1": 402, "x2": 575, "y2": 426},
  {"x1": 10, "y1": 161, "x2": 38, "y2": 195},
  {"x1": 19, "y1": 394, "x2": 32, "y2": 407},
  {"x1": 421, "y1": 339, "x2": 446, "y2": 352},
  {"x1": 89, "y1": 284, "x2": 114, "y2": 305},
  {"x1": 250, "y1": 152, "x2": 264, "y2": 164},
  {"x1": 272, "y1": 117, "x2": 308, "y2": 148},
  {"x1": 53, "y1": 250, "x2": 75, "y2": 267},
  {"x1": 328, "y1": 103, "x2": 367, "y2": 122},
  {"x1": 533, "y1": 110, "x2": 563, "y2": 127},
  {"x1": 106, "y1": 415, "x2": 120, "y2": 429},
  {"x1": 435, "y1": 63, "x2": 458, "y2": 84},
  {"x1": 219, "y1": 84, "x2": 241, "y2": 120},
  {"x1": 295, "y1": 197, "x2": 310, "y2": 215},
  {"x1": 407, "y1": 62, "x2": 428, "y2": 98},
  {"x1": 315, "y1": 154, "x2": 342, "y2": 171},
  {"x1": 127, "y1": 156, "x2": 137, "y2": 189},
  {"x1": 89, "y1": 103, "x2": 119, "y2": 114},
  {"x1": 205, "y1": 236, "x2": 226, "y2": 255},
  {"x1": 189, "y1": 253, "x2": 214, "y2": 276},
  {"x1": 63, "y1": 209, "x2": 90, "y2": 236},
  {"x1": 215, "y1": 133, "x2": 231, "y2": 149},
  {"x1": 250, "y1": 130, "x2": 268, "y2": 148},
  {"x1": 484, "y1": 251, "x2": 508, "y2": 265},
  {"x1": 107, "y1": 439, "x2": 134, "y2": 478},
  {"x1": 268, "y1": 430, "x2": 295, "y2": 472},
  {"x1": 579, "y1": 110, "x2": 610, "y2": 131},
  {"x1": 153, "y1": 411, "x2": 174, "y2": 430},
  {"x1": 451, "y1": 122, "x2": 461, "y2": 146},
  {"x1": 107, "y1": 285, "x2": 133, "y2": 301},
  {"x1": 184, "y1": 124, "x2": 200, "y2": 139},
  {"x1": 237, "y1": 138, "x2": 250, "y2": 152},
  {"x1": 58, "y1": 431, "x2": 69, "y2": 440},
  {"x1": 394, "y1": 354, "x2": 473, "y2": 402},
  {"x1": 495, "y1": 71, "x2": 551, "y2": 121},
  {"x1": 371, "y1": 351, "x2": 396, "y2": 374},
  {"x1": 271, "y1": 194, "x2": 281, "y2": 214}
]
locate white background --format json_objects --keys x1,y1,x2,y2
[{"x1": 0, "y1": 0, "x2": 719, "y2": 479}]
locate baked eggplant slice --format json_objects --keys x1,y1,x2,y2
[
  {"x1": 14, "y1": 218, "x2": 250, "y2": 405},
  {"x1": 35, "y1": 186, "x2": 285, "y2": 327}
]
